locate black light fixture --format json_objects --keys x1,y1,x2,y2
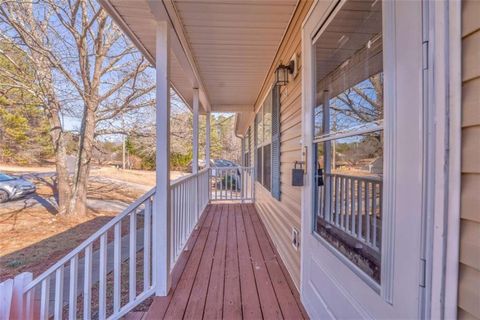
[{"x1": 275, "y1": 60, "x2": 295, "y2": 86}]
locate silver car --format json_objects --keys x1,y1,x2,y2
[{"x1": 0, "y1": 173, "x2": 36, "y2": 203}]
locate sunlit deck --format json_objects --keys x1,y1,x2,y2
[{"x1": 131, "y1": 203, "x2": 307, "y2": 320}]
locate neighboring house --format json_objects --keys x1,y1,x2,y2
[{"x1": 5, "y1": 1, "x2": 478, "y2": 319}]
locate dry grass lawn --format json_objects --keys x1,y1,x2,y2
[
  {"x1": 0, "y1": 174, "x2": 143, "y2": 281},
  {"x1": 0, "y1": 165, "x2": 189, "y2": 282}
]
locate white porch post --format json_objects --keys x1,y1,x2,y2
[
  {"x1": 205, "y1": 112, "x2": 211, "y2": 166},
  {"x1": 192, "y1": 88, "x2": 199, "y2": 174},
  {"x1": 192, "y1": 88, "x2": 199, "y2": 218},
  {"x1": 153, "y1": 20, "x2": 171, "y2": 296}
]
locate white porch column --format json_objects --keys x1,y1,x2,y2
[
  {"x1": 192, "y1": 88, "x2": 199, "y2": 218},
  {"x1": 192, "y1": 88, "x2": 199, "y2": 174},
  {"x1": 205, "y1": 112, "x2": 211, "y2": 166},
  {"x1": 153, "y1": 21, "x2": 171, "y2": 296}
]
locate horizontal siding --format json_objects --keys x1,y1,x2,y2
[
  {"x1": 253, "y1": 0, "x2": 313, "y2": 289},
  {"x1": 460, "y1": 1, "x2": 480, "y2": 318}
]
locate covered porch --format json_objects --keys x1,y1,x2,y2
[
  {"x1": 3, "y1": 1, "x2": 308, "y2": 319},
  {"x1": 132, "y1": 203, "x2": 306, "y2": 320}
]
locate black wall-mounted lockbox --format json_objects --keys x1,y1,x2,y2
[{"x1": 292, "y1": 161, "x2": 304, "y2": 186}]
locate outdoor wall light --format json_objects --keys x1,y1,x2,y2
[{"x1": 275, "y1": 59, "x2": 295, "y2": 86}]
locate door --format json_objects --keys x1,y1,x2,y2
[{"x1": 301, "y1": 0, "x2": 426, "y2": 318}]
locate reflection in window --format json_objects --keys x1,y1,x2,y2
[
  {"x1": 315, "y1": 132, "x2": 383, "y2": 282},
  {"x1": 314, "y1": 103, "x2": 323, "y2": 137},
  {"x1": 328, "y1": 74, "x2": 383, "y2": 134},
  {"x1": 312, "y1": 0, "x2": 383, "y2": 284},
  {"x1": 255, "y1": 90, "x2": 273, "y2": 190}
]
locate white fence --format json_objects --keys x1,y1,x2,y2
[
  {"x1": 0, "y1": 166, "x2": 252, "y2": 319},
  {"x1": 209, "y1": 166, "x2": 254, "y2": 202}
]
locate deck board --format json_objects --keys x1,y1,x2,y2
[
  {"x1": 223, "y1": 204, "x2": 242, "y2": 320},
  {"x1": 204, "y1": 204, "x2": 228, "y2": 319},
  {"x1": 182, "y1": 204, "x2": 222, "y2": 319},
  {"x1": 144, "y1": 203, "x2": 307, "y2": 320},
  {"x1": 241, "y1": 204, "x2": 283, "y2": 319}
]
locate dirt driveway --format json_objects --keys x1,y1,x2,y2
[{"x1": 0, "y1": 172, "x2": 148, "y2": 214}]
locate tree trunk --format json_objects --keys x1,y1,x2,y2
[
  {"x1": 38, "y1": 63, "x2": 72, "y2": 216},
  {"x1": 47, "y1": 107, "x2": 72, "y2": 215},
  {"x1": 68, "y1": 104, "x2": 96, "y2": 216}
]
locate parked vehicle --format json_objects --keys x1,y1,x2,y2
[
  {"x1": 210, "y1": 159, "x2": 242, "y2": 190},
  {"x1": 187, "y1": 159, "x2": 214, "y2": 173},
  {"x1": 0, "y1": 173, "x2": 36, "y2": 203}
]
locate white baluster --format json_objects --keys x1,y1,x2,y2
[
  {"x1": 40, "y1": 277, "x2": 50, "y2": 320},
  {"x1": 99, "y1": 233, "x2": 107, "y2": 320},
  {"x1": 113, "y1": 222, "x2": 121, "y2": 312},
  {"x1": 350, "y1": 178, "x2": 355, "y2": 235},
  {"x1": 373, "y1": 184, "x2": 378, "y2": 249},
  {"x1": 366, "y1": 182, "x2": 371, "y2": 244},
  {"x1": 129, "y1": 210, "x2": 137, "y2": 302},
  {"x1": 357, "y1": 181, "x2": 363, "y2": 241},
  {"x1": 83, "y1": 244, "x2": 92, "y2": 320},
  {"x1": 144, "y1": 198, "x2": 152, "y2": 290},
  {"x1": 54, "y1": 266, "x2": 63, "y2": 320},
  {"x1": 68, "y1": 255, "x2": 78, "y2": 320}
]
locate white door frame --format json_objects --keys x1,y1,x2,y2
[
  {"x1": 423, "y1": 1, "x2": 462, "y2": 319},
  {"x1": 299, "y1": 0, "x2": 462, "y2": 318}
]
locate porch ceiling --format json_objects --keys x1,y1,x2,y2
[{"x1": 100, "y1": 0, "x2": 298, "y2": 117}]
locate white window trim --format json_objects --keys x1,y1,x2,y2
[{"x1": 302, "y1": 0, "x2": 395, "y2": 300}]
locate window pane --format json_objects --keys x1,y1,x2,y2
[
  {"x1": 314, "y1": 0, "x2": 383, "y2": 138},
  {"x1": 314, "y1": 104, "x2": 323, "y2": 136},
  {"x1": 312, "y1": 0, "x2": 383, "y2": 285},
  {"x1": 263, "y1": 92, "x2": 272, "y2": 143},
  {"x1": 263, "y1": 144, "x2": 271, "y2": 191},
  {"x1": 256, "y1": 147, "x2": 262, "y2": 183},
  {"x1": 328, "y1": 73, "x2": 383, "y2": 134},
  {"x1": 256, "y1": 109, "x2": 263, "y2": 146},
  {"x1": 315, "y1": 132, "x2": 383, "y2": 283}
]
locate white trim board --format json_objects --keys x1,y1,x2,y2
[{"x1": 424, "y1": 1, "x2": 462, "y2": 318}]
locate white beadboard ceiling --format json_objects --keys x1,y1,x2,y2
[
  {"x1": 101, "y1": 0, "x2": 298, "y2": 115},
  {"x1": 174, "y1": 0, "x2": 297, "y2": 111}
]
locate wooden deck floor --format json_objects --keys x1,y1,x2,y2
[{"x1": 132, "y1": 203, "x2": 307, "y2": 320}]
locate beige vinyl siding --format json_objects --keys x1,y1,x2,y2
[
  {"x1": 249, "y1": 0, "x2": 313, "y2": 289},
  {"x1": 459, "y1": 1, "x2": 480, "y2": 318}
]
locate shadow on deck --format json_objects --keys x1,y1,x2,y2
[{"x1": 128, "y1": 203, "x2": 308, "y2": 320}]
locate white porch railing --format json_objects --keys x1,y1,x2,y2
[
  {"x1": 209, "y1": 166, "x2": 254, "y2": 202},
  {"x1": 21, "y1": 188, "x2": 156, "y2": 320},
  {"x1": 317, "y1": 173, "x2": 382, "y2": 258},
  {"x1": 170, "y1": 168, "x2": 209, "y2": 266},
  {"x1": 1, "y1": 166, "x2": 252, "y2": 319}
]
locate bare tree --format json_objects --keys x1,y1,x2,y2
[{"x1": 0, "y1": 0, "x2": 155, "y2": 216}]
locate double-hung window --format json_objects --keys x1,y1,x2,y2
[
  {"x1": 255, "y1": 91, "x2": 273, "y2": 191},
  {"x1": 313, "y1": 17, "x2": 384, "y2": 283}
]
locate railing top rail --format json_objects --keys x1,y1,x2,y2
[
  {"x1": 24, "y1": 187, "x2": 156, "y2": 292},
  {"x1": 171, "y1": 167, "x2": 209, "y2": 187},
  {"x1": 211, "y1": 166, "x2": 254, "y2": 170},
  {"x1": 325, "y1": 172, "x2": 382, "y2": 183}
]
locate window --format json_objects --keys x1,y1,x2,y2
[
  {"x1": 255, "y1": 91, "x2": 273, "y2": 190},
  {"x1": 312, "y1": 1, "x2": 383, "y2": 284}
]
